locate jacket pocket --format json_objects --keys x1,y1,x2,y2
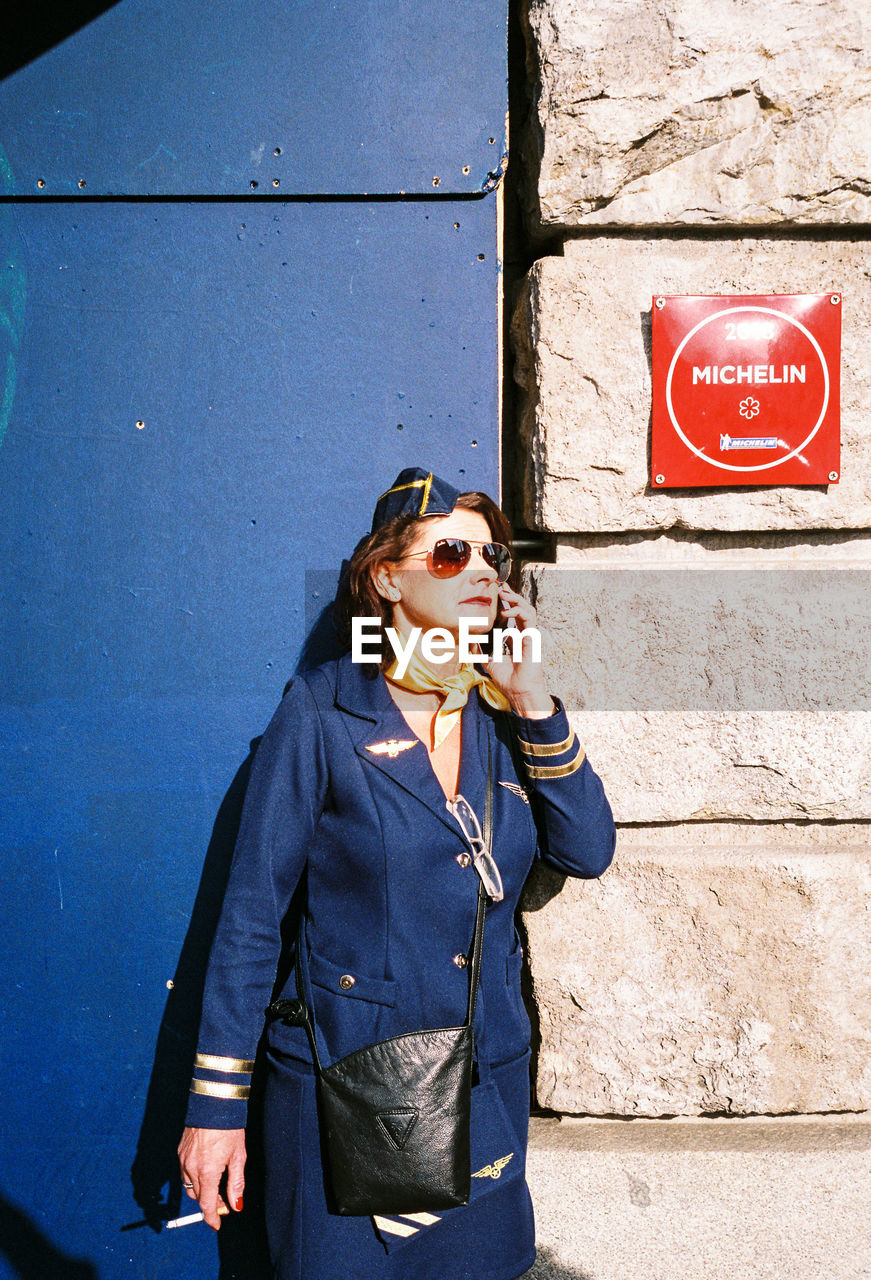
[
  {"x1": 307, "y1": 947, "x2": 398, "y2": 1064},
  {"x1": 308, "y1": 948, "x2": 397, "y2": 1007},
  {"x1": 505, "y1": 934, "x2": 524, "y2": 987},
  {"x1": 505, "y1": 935, "x2": 531, "y2": 1042}
]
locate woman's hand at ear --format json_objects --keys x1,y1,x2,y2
[{"x1": 484, "y1": 585, "x2": 555, "y2": 719}]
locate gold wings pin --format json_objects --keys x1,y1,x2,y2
[
  {"x1": 499, "y1": 781, "x2": 530, "y2": 804},
  {"x1": 472, "y1": 1152, "x2": 514, "y2": 1180},
  {"x1": 365, "y1": 738, "x2": 419, "y2": 759}
]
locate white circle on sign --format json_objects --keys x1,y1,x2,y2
[{"x1": 664, "y1": 306, "x2": 830, "y2": 472}]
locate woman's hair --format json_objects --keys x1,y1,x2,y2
[{"x1": 334, "y1": 491, "x2": 513, "y2": 669}]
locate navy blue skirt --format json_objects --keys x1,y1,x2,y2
[{"x1": 262, "y1": 1046, "x2": 536, "y2": 1280}]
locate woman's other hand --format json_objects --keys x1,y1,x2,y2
[{"x1": 177, "y1": 1126, "x2": 246, "y2": 1230}]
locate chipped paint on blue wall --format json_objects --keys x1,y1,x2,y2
[{"x1": 0, "y1": 146, "x2": 27, "y2": 451}]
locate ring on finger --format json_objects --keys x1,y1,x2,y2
[{"x1": 182, "y1": 1180, "x2": 194, "y2": 1189}]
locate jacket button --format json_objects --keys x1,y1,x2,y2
[
  {"x1": 453, "y1": 953, "x2": 468, "y2": 969},
  {"x1": 339, "y1": 974, "x2": 356, "y2": 990},
  {"x1": 456, "y1": 852, "x2": 472, "y2": 868}
]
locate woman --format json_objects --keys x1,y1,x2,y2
[{"x1": 178, "y1": 467, "x2": 616, "y2": 1279}]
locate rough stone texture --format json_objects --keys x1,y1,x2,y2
[
  {"x1": 520, "y1": 828, "x2": 871, "y2": 1116},
  {"x1": 511, "y1": 238, "x2": 871, "y2": 531},
  {"x1": 520, "y1": 0, "x2": 871, "y2": 231},
  {"x1": 553, "y1": 530, "x2": 871, "y2": 565},
  {"x1": 520, "y1": 551, "x2": 871, "y2": 822},
  {"x1": 526, "y1": 1113, "x2": 871, "y2": 1280}
]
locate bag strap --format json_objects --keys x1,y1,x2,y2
[{"x1": 283, "y1": 733, "x2": 493, "y2": 1075}]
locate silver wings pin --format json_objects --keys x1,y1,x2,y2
[
  {"x1": 365, "y1": 739, "x2": 419, "y2": 759},
  {"x1": 499, "y1": 781, "x2": 530, "y2": 804},
  {"x1": 472, "y1": 1153, "x2": 514, "y2": 1180}
]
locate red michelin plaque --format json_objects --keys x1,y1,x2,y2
[{"x1": 651, "y1": 293, "x2": 841, "y2": 487}]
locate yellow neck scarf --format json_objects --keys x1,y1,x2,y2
[{"x1": 385, "y1": 646, "x2": 510, "y2": 750}]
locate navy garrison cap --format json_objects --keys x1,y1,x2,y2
[{"x1": 370, "y1": 467, "x2": 461, "y2": 533}]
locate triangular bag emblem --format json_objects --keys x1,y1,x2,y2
[{"x1": 376, "y1": 1108, "x2": 418, "y2": 1150}]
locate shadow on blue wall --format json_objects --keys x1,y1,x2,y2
[
  {"x1": 0, "y1": 1191, "x2": 98, "y2": 1280},
  {"x1": 1, "y1": 3, "x2": 122, "y2": 79},
  {"x1": 129, "y1": 746, "x2": 275, "y2": 1277},
  {"x1": 296, "y1": 589, "x2": 349, "y2": 676},
  {"x1": 129, "y1": 599, "x2": 347, "y2": 1275}
]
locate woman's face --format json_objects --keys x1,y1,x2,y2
[{"x1": 375, "y1": 509, "x2": 501, "y2": 640}]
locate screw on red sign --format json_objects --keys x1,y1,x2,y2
[{"x1": 651, "y1": 294, "x2": 841, "y2": 487}]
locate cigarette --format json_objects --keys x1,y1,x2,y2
[{"x1": 165, "y1": 1206, "x2": 229, "y2": 1229}]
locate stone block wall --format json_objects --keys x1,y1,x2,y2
[
  {"x1": 512, "y1": 238, "x2": 871, "y2": 532},
  {"x1": 512, "y1": 0, "x2": 871, "y2": 1116},
  {"x1": 519, "y1": 0, "x2": 871, "y2": 232}
]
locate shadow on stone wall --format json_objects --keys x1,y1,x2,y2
[
  {"x1": 518, "y1": 863, "x2": 567, "y2": 1109},
  {"x1": 520, "y1": 863, "x2": 566, "y2": 914},
  {"x1": 527, "y1": 1246, "x2": 595, "y2": 1280}
]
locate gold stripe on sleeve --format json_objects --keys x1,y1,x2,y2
[
  {"x1": 525, "y1": 743, "x2": 586, "y2": 779},
  {"x1": 194, "y1": 1053, "x2": 255, "y2": 1074},
  {"x1": 190, "y1": 1079, "x2": 251, "y2": 1100},
  {"x1": 516, "y1": 729, "x2": 575, "y2": 757}
]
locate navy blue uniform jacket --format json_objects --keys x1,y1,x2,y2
[{"x1": 186, "y1": 652, "x2": 616, "y2": 1132}]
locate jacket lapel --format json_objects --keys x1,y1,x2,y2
[
  {"x1": 456, "y1": 695, "x2": 486, "y2": 820},
  {"x1": 334, "y1": 656, "x2": 486, "y2": 837}
]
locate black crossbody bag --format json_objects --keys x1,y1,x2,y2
[{"x1": 267, "y1": 742, "x2": 492, "y2": 1216}]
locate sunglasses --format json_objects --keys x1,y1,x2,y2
[
  {"x1": 445, "y1": 794, "x2": 504, "y2": 901},
  {"x1": 401, "y1": 538, "x2": 512, "y2": 584}
]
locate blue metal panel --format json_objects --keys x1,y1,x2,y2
[
  {"x1": 0, "y1": 0, "x2": 508, "y2": 197},
  {"x1": 0, "y1": 197, "x2": 498, "y2": 1278}
]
